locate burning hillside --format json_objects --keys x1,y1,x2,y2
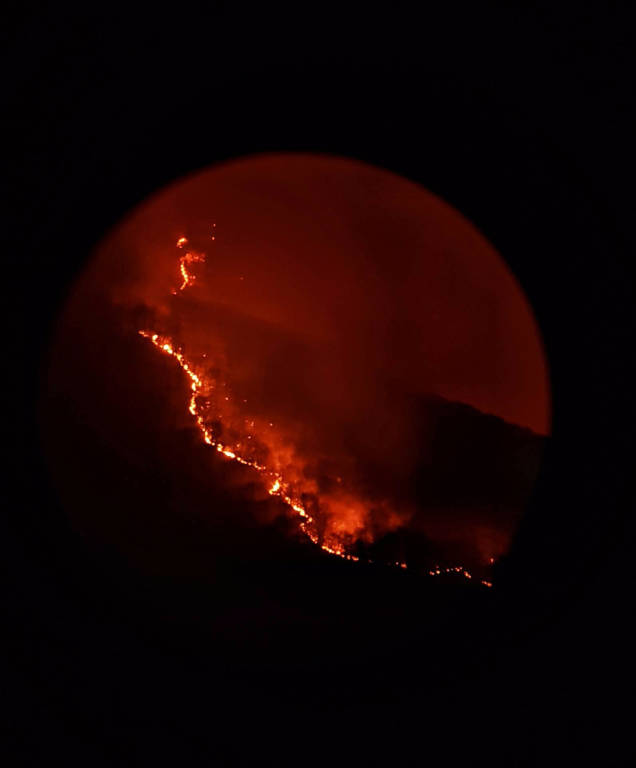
[
  {"x1": 139, "y1": 233, "x2": 410, "y2": 564},
  {"x1": 42, "y1": 152, "x2": 549, "y2": 590},
  {"x1": 135, "y1": 229, "x2": 545, "y2": 585}
]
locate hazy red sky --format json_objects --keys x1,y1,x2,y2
[{"x1": 100, "y1": 152, "x2": 550, "y2": 435}]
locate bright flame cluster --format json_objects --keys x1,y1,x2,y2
[{"x1": 137, "y1": 234, "x2": 493, "y2": 586}]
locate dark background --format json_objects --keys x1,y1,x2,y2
[{"x1": 3, "y1": 4, "x2": 636, "y2": 765}]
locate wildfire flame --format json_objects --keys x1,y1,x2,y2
[
  {"x1": 137, "y1": 232, "x2": 492, "y2": 585},
  {"x1": 175, "y1": 236, "x2": 206, "y2": 291}
]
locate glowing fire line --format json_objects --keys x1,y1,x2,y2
[{"x1": 137, "y1": 234, "x2": 492, "y2": 585}]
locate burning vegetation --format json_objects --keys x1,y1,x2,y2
[
  {"x1": 43, "y1": 154, "x2": 551, "y2": 592},
  {"x1": 138, "y1": 232, "x2": 493, "y2": 586}
]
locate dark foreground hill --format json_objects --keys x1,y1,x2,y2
[{"x1": 362, "y1": 394, "x2": 546, "y2": 569}]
